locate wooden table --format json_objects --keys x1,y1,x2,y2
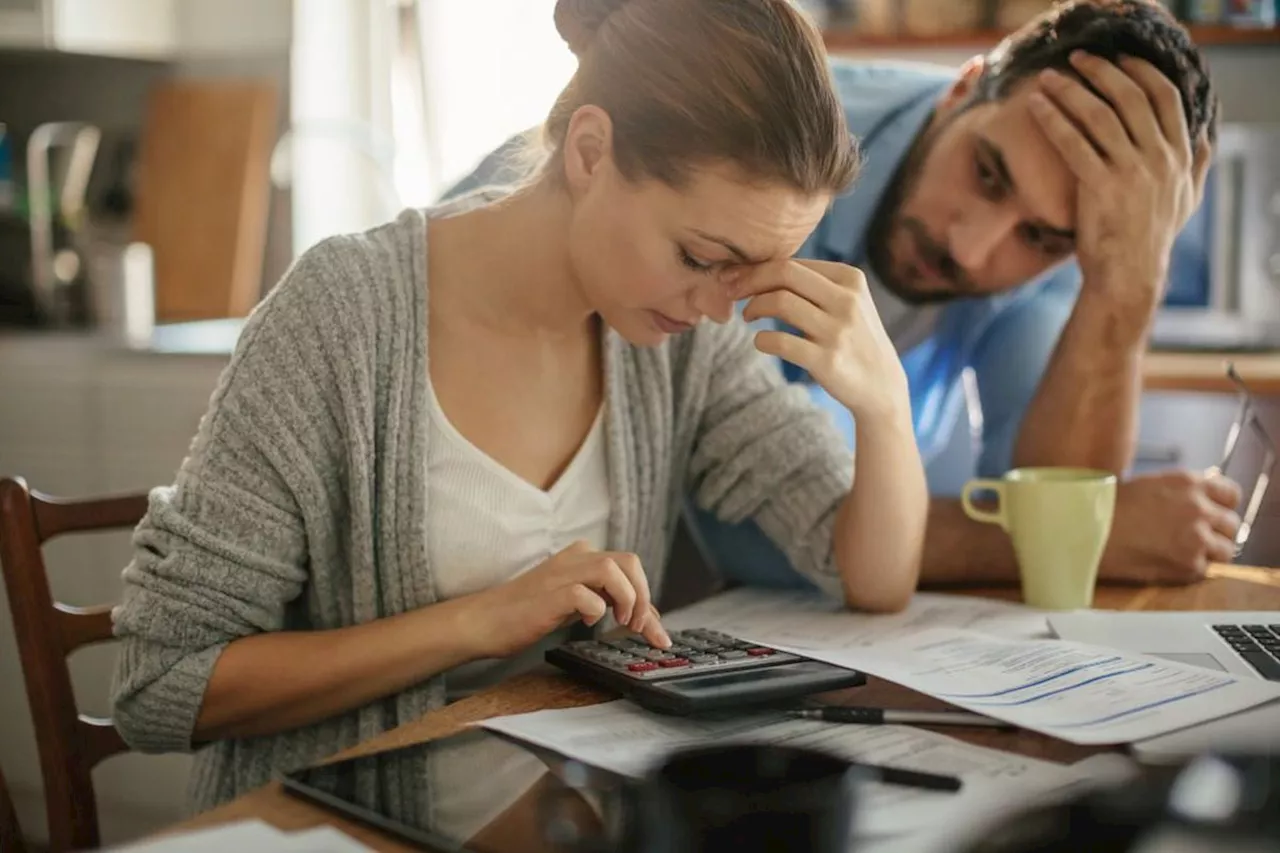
[
  {"x1": 153, "y1": 563, "x2": 1280, "y2": 852},
  {"x1": 1144, "y1": 351, "x2": 1280, "y2": 395}
]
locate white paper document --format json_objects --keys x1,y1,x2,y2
[
  {"x1": 106, "y1": 821, "x2": 288, "y2": 853},
  {"x1": 107, "y1": 820, "x2": 374, "y2": 853},
  {"x1": 663, "y1": 588, "x2": 1280, "y2": 745},
  {"x1": 274, "y1": 827, "x2": 376, "y2": 852},
  {"x1": 664, "y1": 587, "x2": 1054, "y2": 643},
  {"x1": 479, "y1": 700, "x2": 1084, "y2": 838},
  {"x1": 808, "y1": 627, "x2": 1280, "y2": 745},
  {"x1": 854, "y1": 754, "x2": 1140, "y2": 853}
]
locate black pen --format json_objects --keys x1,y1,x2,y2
[
  {"x1": 850, "y1": 761, "x2": 963, "y2": 792},
  {"x1": 788, "y1": 706, "x2": 1014, "y2": 729}
]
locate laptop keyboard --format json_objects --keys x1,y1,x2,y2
[{"x1": 1212, "y1": 625, "x2": 1280, "y2": 681}]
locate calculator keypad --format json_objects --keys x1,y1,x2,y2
[{"x1": 561, "y1": 628, "x2": 798, "y2": 680}]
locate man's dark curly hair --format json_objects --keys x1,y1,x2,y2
[{"x1": 974, "y1": 0, "x2": 1219, "y2": 145}]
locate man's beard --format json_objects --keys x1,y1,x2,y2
[{"x1": 866, "y1": 111, "x2": 972, "y2": 306}]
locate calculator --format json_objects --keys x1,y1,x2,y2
[{"x1": 544, "y1": 628, "x2": 866, "y2": 715}]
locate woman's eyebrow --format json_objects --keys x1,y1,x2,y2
[{"x1": 690, "y1": 229, "x2": 764, "y2": 264}]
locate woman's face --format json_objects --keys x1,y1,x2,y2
[{"x1": 562, "y1": 110, "x2": 830, "y2": 346}]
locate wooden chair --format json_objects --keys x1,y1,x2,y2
[
  {"x1": 0, "y1": 758, "x2": 28, "y2": 853},
  {"x1": 0, "y1": 476, "x2": 149, "y2": 852}
]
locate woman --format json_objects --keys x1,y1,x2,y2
[{"x1": 110, "y1": 0, "x2": 928, "y2": 830}]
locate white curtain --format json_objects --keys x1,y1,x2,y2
[
  {"x1": 288, "y1": 0, "x2": 576, "y2": 255},
  {"x1": 409, "y1": 0, "x2": 576, "y2": 203},
  {"x1": 288, "y1": 0, "x2": 397, "y2": 255}
]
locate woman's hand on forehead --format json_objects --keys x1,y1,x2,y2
[{"x1": 733, "y1": 259, "x2": 910, "y2": 422}]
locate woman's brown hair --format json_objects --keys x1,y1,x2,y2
[{"x1": 540, "y1": 0, "x2": 860, "y2": 195}]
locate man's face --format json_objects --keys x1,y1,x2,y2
[{"x1": 875, "y1": 68, "x2": 1080, "y2": 301}]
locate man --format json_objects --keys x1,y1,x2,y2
[{"x1": 447, "y1": 0, "x2": 1241, "y2": 589}]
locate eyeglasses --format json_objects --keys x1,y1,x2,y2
[{"x1": 1218, "y1": 363, "x2": 1276, "y2": 557}]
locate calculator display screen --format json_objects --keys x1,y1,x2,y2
[
  {"x1": 657, "y1": 660, "x2": 846, "y2": 697},
  {"x1": 664, "y1": 667, "x2": 796, "y2": 693}
]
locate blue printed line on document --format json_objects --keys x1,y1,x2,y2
[
  {"x1": 936, "y1": 656, "x2": 1124, "y2": 699},
  {"x1": 955, "y1": 663, "x2": 1154, "y2": 706},
  {"x1": 1053, "y1": 679, "x2": 1235, "y2": 728}
]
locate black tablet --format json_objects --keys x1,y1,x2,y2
[{"x1": 278, "y1": 727, "x2": 625, "y2": 853}]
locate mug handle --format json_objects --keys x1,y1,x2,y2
[{"x1": 961, "y1": 479, "x2": 1008, "y2": 530}]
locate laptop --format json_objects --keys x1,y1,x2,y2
[
  {"x1": 1047, "y1": 611, "x2": 1280, "y2": 681},
  {"x1": 1048, "y1": 610, "x2": 1280, "y2": 758}
]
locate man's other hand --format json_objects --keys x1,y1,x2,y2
[{"x1": 1100, "y1": 469, "x2": 1243, "y2": 585}]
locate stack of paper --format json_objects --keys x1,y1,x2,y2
[
  {"x1": 478, "y1": 589, "x2": 1256, "y2": 849},
  {"x1": 663, "y1": 588, "x2": 1057, "y2": 643},
  {"x1": 107, "y1": 820, "x2": 373, "y2": 852},
  {"x1": 665, "y1": 588, "x2": 1280, "y2": 745}
]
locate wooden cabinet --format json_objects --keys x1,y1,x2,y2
[{"x1": 0, "y1": 336, "x2": 226, "y2": 493}]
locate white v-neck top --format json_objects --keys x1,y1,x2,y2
[
  {"x1": 425, "y1": 381, "x2": 612, "y2": 840},
  {"x1": 426, "y1": 380, "x2": 611, "y2": 702},
  {"x1": 426, "y1": 385, "x2": 611, "y2": 628}
]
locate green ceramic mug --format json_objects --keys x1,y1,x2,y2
[{"x1": 961, "y1": 467, "x2": 1117, "y2": 610}]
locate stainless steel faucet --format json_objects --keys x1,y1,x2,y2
[{"x1": 25, "y1": 120, "x2": 101, "y2": 325}]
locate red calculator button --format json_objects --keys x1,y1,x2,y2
[
  {"x1": 628, "y1": 662, "x2": 659, "y2": 672},
  {"x1": 659, "y1": 658, "x2": 690, "y2": 668},
  {"x1": 747, "y1": 648, "x2": 775, "y2": 656}
]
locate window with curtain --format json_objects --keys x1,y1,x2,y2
[
  {"x1": 288, "y1": 0, "x2": 575, "y2": 254},
  {"x1": 395, "y1": 0, "x2": 578, "y2": 206},
  {"x1": 288, "y1": 2, "x2": 833, "y2": 253}
]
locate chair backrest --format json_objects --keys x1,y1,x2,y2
[
  {"x1": 0, "y1": 758, "x2": 27, "y2": 853},
  {"x1": 0, "y1": 476, "x2": 148, "y2": 853}
]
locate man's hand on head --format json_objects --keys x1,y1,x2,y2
[{"x1": 1028, "y1": 50, "x2": 1212, "y2": 330}]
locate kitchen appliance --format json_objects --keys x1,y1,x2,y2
[
  {"x1": 26, "y1": 120, "x2": 101, "y2": 327},
  {"x1": 1150, "y1": 123, "x2": 1280, "y2": 352}
]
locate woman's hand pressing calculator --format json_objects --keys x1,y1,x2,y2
[{"x1": 545, "y1": 628, "x2": 866, "y2": 715}]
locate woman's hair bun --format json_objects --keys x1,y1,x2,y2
[{"x1": 554, "y1": 0, "x2": 632, "y2": 57}]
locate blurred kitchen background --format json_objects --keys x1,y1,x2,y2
[{"x1": 0, "y1": 0, "x2": 1276, "y2": 848}]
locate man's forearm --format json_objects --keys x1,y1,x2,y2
[
  {"x1": 918, "y1": 498, "x2": 1020, "y2": 586},
  {"x1": 1013, "y1": 290, "x2": 1154, "y2": 473}
]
